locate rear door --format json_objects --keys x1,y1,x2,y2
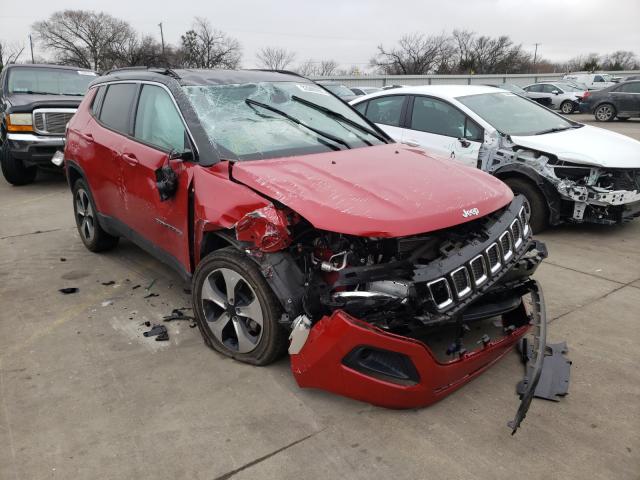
[
  {"x1": 355, "y1": 95, "x2": 407, "y2": 142},
  {"x1": 403, "y1": 95, "x2": 482, "y2": 167},
  {"x1": 119, "y1": 83, "x2": 193, "y2": 271},
  {"x1": 86, "y1": 83, "x2": 137, "y2": 219},
  {"x1": 613, "y1": 82, "x2": 640, "y2": 116}
]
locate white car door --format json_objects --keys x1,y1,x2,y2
[
  {"x1": 402, "y1": 95, "x2": 482, "y2": 167},
  {"x1": 353, "y1": 95, "x2": 407, "y2": 143}
]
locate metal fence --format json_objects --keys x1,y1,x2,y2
[{"x1": 310, "y1": 71, "x2": 640, "y2": 88}]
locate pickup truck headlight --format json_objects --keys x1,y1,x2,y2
[{"x1": 6, "y1": 113, "x2": 33, "y2": 132}]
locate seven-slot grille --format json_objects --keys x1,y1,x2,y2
[
  {"x1": 32, "y1": 109, "x2": 76, "y2": 135},
  {"x1": 427, "y1": 206, "x2": 530, "y2": 310}
]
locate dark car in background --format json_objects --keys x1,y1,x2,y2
[
  {"x1": 0, "y1": 64, "x2": 98, "y2": 185},
  {"x1": 581, "y1": 80, "x2": 640, "y2": 122}
]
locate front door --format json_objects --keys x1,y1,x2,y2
[
  {"x1": 119, "y1": 83, "x2": 193, "y2": 271},
  {"x1": 357, "y1": 95, "x2": 407, "y2": 143},
  {"x1": 403, "y1": 95, "x2": 482, "y2": 167}
]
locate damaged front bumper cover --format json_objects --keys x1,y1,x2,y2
[{"x1": 290, "y1": 280, "x2": 547, "y2": 433}]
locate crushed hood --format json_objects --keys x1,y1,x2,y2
[
  {"x1": 231, "y1": 144, "x2": 512, "y2": 237},
  {"x1": 511, "y1": 125, "x2": 640, "y2": 169}
]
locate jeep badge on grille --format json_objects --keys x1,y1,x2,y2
[{"x1": 462, "y1": 207, "x2": 480, "y2": 218}]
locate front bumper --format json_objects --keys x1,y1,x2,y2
[
  {"x1": 291, "y1": 280, "x2": 545, "y2": 421},
  {"x1": 6, "y1": 133, "x2": 65, "y2": 167}
]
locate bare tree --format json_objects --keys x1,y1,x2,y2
[
  {"x1": 0, "y1": 41, "x2": 24, "y2": 71},
  {"x1": 296, "y1": 59, "x2": 317, "y2": 76},
  {"x1": 33, "y1": 10, "x2": 136, "y2": 71},
  {"x1": 110, "y1": 35, "x2": 164, "y2": 67},
  {"x1": 316, "y1": 60, "x2": 338, "y2": 76},
  {"x1": 371, "y1": 33, "x2": 451, "y2": 75},
  {"x1": 602, "y1": 50, "x2": 638, "y2": 70},
  {"x1": 256, "y1": 46, "x2": 296, "y2": 70},
  {"x1": 179, "y1": 18, "x2": 241, "y2": 69}
]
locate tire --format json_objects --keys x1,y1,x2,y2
[
  {"x1": 503, "y1": 177, "x2": 549, "y2": 234},
  {"x1": 193, "y1": 247, "x2": 288, "y2": 366},
  {"x1": 0, "y1": 142, "x2": 37, "y2": 185},
  {"x1": 560, "y1": 101, "x2": 574, "y2": 114},
  {"x1": 72, "y1": 179, "x2": 119, "y2": 252},
  {"x1": 594, "y1": 103, "x2": 616, "y2": 122}
]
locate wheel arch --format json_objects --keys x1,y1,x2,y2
[{"x1": 493, "y1": 166, "x2": 563, "y2": 226}]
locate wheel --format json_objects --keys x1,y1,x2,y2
[
  {"x1": 594, "y1": 103, "x2": 616, "y2": 122},
  {"x1": 72, "y1": 179, "x2": 119, "y2": 252},
  {"x1": 503, "y1": 177, "x2": 549, "y2": 234},
  {"x1": 0, "y1": 141, "x2": 37, "y2": 185},
  {"x1": 617, "y1": 117, "x2": 630, "y2": 121},
  {"x1": 560, "y1": 101, "x2": 574, "y2": 114},
  {"x1": 193, "y1": 247, "x2": 288, "y2": 365}
]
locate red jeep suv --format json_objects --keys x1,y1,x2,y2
[{"x1": 64, "y1": 68, "x2": 548, "y2": 432}]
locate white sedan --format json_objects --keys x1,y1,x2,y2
[{"x1": 350, "y1": 85, "x2": 640, "y2": 232}]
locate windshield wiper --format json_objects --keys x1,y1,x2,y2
[
  {"x1": 291, "y1": 95, "x2": 388, "y2": 143},
  {"x1": 245, "y1": 98, "x2": 350, "y2": 150},
  {"x1": 535, "y1": 126, "x2": 572, "y2": 135}
]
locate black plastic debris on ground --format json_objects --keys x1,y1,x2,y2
[
  {"x1": 59, "y1": 287, "x2": 78, "y2": 294},
  {"x1": 163, "y1": 308, "x2": 197, "y2": 328},
  {"x1": 143, "y1": 324, "x2": 169, "y2": 342},
  {"x1": 132, "y1": 285, "x2": 141, "y2": 290},
  {"x1": 518, "y1": 341, "x2": 571, "y2": 401},
  {"x1": 60, "y1": 257, "x2": 67, "y2": 262},
  {"x1": 144, "y1": 293, "x2": 159, "y2": 299},
  {"x1": 101, "y1": 280, "x2": 115, "y2": 286}
]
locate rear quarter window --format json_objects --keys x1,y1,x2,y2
[
  {"x1": 90, "y1": 86, "x2": 106, "y2": 116},
  {"x1": 99, "y1": 83, "x2": 137, "y2": 134}
]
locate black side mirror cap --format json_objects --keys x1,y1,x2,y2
[{"x1": 169, "y1": 149, "x2": 193, "y2": 161}]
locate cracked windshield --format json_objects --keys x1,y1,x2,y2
[{"x1": 183, "y1": 81, "x2": 385, "y2": 160}]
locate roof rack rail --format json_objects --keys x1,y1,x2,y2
[
  {"x1": 248, "y1": 69, "x2": 309, "y2": 80},
  {"x1": 103, "y1": 66, "x2": 181, "y2": 79}
]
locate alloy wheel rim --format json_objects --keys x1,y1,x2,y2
[
  {"x1": 75, "y1": 189, "x2": 95, "y2": 243},
  {"x1": 201, "y1": 267, "x2": 264, "y2": 353},
  {"x1": 597, "y1": 106, "x2": 612, "y2": 120},
  {"x1": 562, "y1": 102, "x2": 572, "y2": 113}
]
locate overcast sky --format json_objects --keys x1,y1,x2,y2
[{"x1": 2, "y1": 0, "x2": 638, "y2": 69}]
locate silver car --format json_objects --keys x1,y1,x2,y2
[{"x1": 522, "y1": 82, "x2": 587, "y2": 114}]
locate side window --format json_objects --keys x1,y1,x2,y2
[
  {"x1": 90, "y1": 86, "x2": 105, "y2": 117},
  {"x1": 526, "y1": 84, "x2": 543, "y2": 93},
  {"x1": 464, "y1": 118, "x2": 483, "y2": 142},
  {"x1": 99, "y1": 83, "x2": 137, "y2": 134},
  {"x1": 134, "y1": 84, "x2": 187, "y2": 152},
  {"x1": 619, "y1": 82, "x2": 640, "y2": 93},
  {"x1": 410, "y1": 96, "x2": 465, "y2": 138},
  {"x1": 541, "y1": 84, "x2": 557, "y2": 93},
  {"x1": 365, "y1": 96, "x2": 405, "y2": 126},
  {"x1": 353, "y1": 101, "x2": 368, "y2": 115},
  {"x1": 594, "y1": 75, "x2": 604, "y2": 82}
]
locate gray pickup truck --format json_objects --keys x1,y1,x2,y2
[{"x1": 0, "y1": 64, "x2": 97, "y2": 185}]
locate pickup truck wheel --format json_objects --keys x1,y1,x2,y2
[
  {"x1": 72, "y1": 179, "x2": 119, "y2": 252},
  {"x1": 0, "y1": 142, "x2": 37, "y2": 185},
  {"x1": 503, "y1": 178, "x2": 549, "y2": 233},
  {"x1": 193, "y1": 247, "x2": 287, "y2": 366},
  {"x1": 560, "y1": 101, "x2": 574, "y2": 114},
  {"x1": 594, "y1": 103, "x2": 615, "y2": 122}
]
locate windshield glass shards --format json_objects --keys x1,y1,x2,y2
[{"x1": 183, "y1": 81, "x2": 385, "y2": 161}]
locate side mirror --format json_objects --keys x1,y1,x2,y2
[
  {"x1": 169, "y1": 149, "x2": 193, "y2": 161},
  {"x1": 552, "y1": 90, "x2": 560, "y2": 95}
]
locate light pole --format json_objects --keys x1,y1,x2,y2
[
  {"x1": 29, "y1": 34, "x2": 34, "y2": 63},
  {"x1": 533, "y1": 43, "x2": 541, "y2": 73},
  {"x1": 158, "y1": 22, "x2": 166, "y2": 57}
]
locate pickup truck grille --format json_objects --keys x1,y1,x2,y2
[{"x1": 33, "y1": 109, "x2": 76, "y2": 135}]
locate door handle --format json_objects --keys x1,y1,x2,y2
[
  {"x1": 402, "y1": 139, "x2": 420, "y2": 147},
  {"x1": 121, "y1": 153, "x2": 138, "y2": 165},
  {"x1": 458, "y1": 138, "x2": 471, "y2": 148},
  {"x1": 79, "y1": 132, "x2": 94, "y2": 142}
]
